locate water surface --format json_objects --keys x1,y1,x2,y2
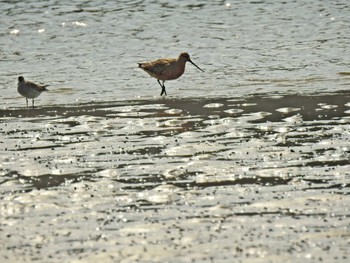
[{"x1": 1, "y1": 1, "x2": 350, "y2": 262}]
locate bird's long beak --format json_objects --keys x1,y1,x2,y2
[{"x1": 189, "y1": 59, "x2": 204, "y2": 72}]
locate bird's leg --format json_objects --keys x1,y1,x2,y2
[
  {"x1": 158, "y1": 80, "x2": 167, "y2": 96},
  {"x1": 163, "y1": 81, "x2": 167, "y2": 96},
  {"x1": 26, "y1": 98, "x2": 28, "y2": 109},
  {"x1": 32, "y1": 99, "x2": 35, "y2": 109},
  {"x1": 157, "y1": 79, "x2": 164, "y2": 96}
]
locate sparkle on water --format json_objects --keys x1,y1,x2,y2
[{"x1": 1, "y1": 0, "x2": 350, "y2": 262}]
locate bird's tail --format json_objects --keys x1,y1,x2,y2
[
  {"x1": 41, "y1": 85, "x2": 49, "y2": 92},
  {"x1": 138, "y1": 63, "x2": 144, "y2": 68}
]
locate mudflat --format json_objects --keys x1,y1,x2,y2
[{"x1": 1, "y1": 91, "x2": 350, "y2": 262}]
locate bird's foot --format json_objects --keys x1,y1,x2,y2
[{"x1": 160, "y1": 87, "x2": 167, "y2": 96}]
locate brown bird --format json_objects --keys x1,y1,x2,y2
[
  {"x1": 17, "y1": 76, "x2": 49, "y2": 109},
  {"x1": 138, "y1": 52, "x2": 204, "y2": 96}
]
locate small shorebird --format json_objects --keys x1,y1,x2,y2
[
  {"x1": 17, "y1": 76, "x2": 49, "y2": 109},
  {"x1": 138, "y1": 52, "x2": 204, "y2": 96}
]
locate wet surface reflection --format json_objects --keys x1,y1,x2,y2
[
  {"x1": 1, "y1": 92, "x2": 350, "y2": 262},
  {"x1": 1, "y1": 0, "x2": 350, "y2": 261}
]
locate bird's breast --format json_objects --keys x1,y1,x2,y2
[
  {"x1": 160, "y1": 63, "x2": 186, "y2": 81},
  {"x1": 18, "y1": 83, "x2": 41, "y2": 98}
]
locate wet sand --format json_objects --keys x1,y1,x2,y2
[{"x1": 1, "y1": 91, "x2": 350, "y2": 262}]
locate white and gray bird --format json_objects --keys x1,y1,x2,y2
[{"x1": 17, "y1": 76, "x2": 49, "y2": 109}]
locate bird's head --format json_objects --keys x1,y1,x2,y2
[{"x1": 179, "y1": 53, "x2": 204, "y2": 72}]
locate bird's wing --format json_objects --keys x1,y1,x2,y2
[
  {"x1": 140, "y1": 58, "x2": 175, "y2": 76},
  {"x1": 27, "y1": 81, "x2": 49, "y2": 91}
]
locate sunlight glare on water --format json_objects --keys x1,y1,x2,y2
[
  {"x1": 1, "y1": 0, "x2": 350, "y2": 262},
  {"x1": 0, "y1": 0, "x2": 349, "y2": 107}
]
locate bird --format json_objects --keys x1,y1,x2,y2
[
  {"x1": 17, "y1": 76, "x2": 49, "y2": 109},
  {"x1": 138, "y1": 52, "x2": 204, "y2": 96}
]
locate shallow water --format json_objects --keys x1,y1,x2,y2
[
  {"x1": 1, "y1": 0, "x2": 350, "y2": 262},
  {"x1": 1, "y1": 0, "x2": 350, "y2": 105}
]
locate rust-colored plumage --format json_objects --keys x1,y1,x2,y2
[{"x1": 138, "y1": 52, "x2": 204, "y2": 96}]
